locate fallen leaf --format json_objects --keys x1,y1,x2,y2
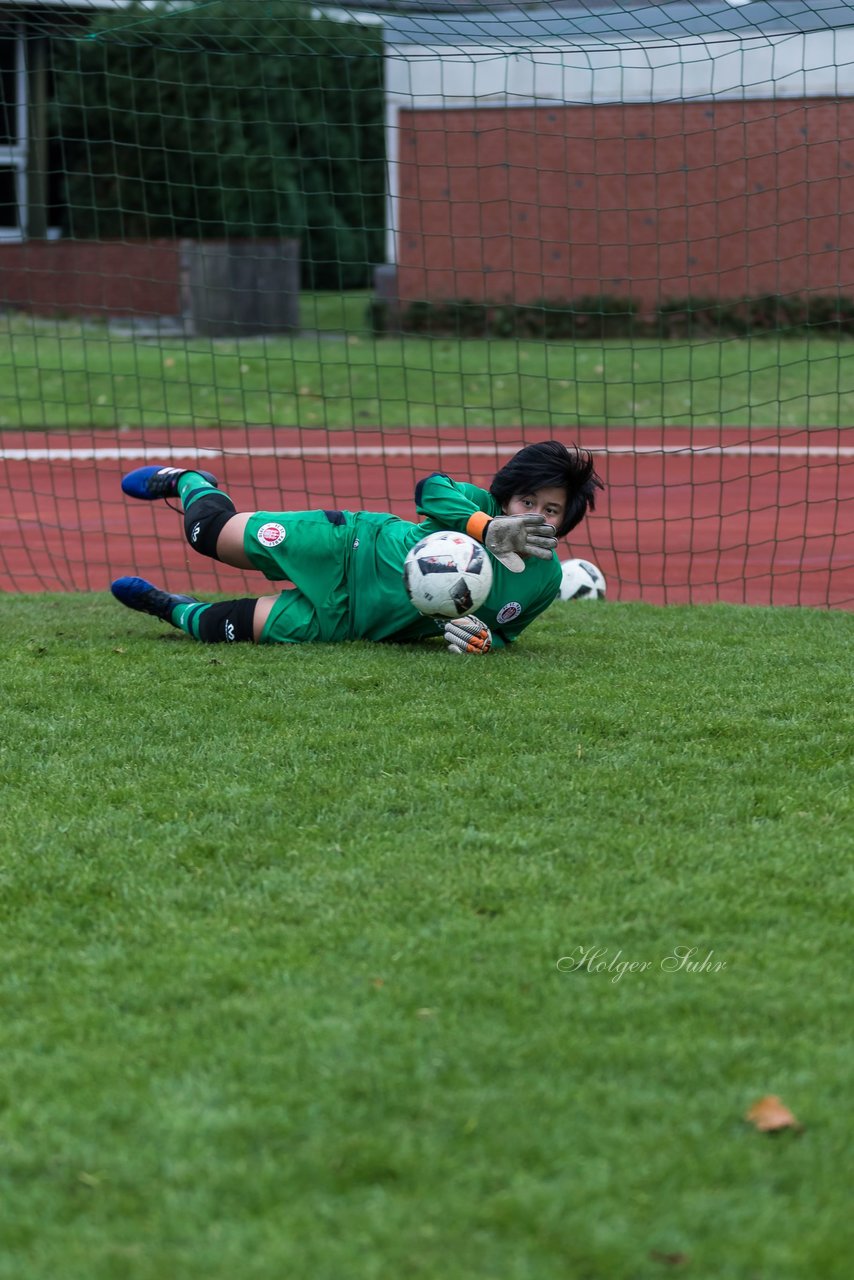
[{"x1": 745, "y1": 1095, "x2": 801, "y2": 1132}]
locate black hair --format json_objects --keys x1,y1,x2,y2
[{"x1": 489, "y1": 440, "x2": 604, "y2": 537}]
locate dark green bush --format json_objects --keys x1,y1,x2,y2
[
  {"x1": 385, "y1": 293, "x2": 854, "y2": 339},
  {"x1": 50, "y1": 0, "x2": 385, "y2": 288}
]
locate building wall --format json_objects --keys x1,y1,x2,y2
[
  {"x1": 395, "y1": 100, "x2": 854, "y2": 311},
  {"x1": 0, "y1": 240, "x2": 181, "y2": 317}
]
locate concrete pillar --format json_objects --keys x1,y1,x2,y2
[{"x1": 182, "y1": 239, "x2": 300, "y2": 336}]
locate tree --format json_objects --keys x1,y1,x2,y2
[{"x1": 51, "y1": 0, "x2": 386, "y2": 287}]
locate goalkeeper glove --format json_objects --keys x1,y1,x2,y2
[
  {"x1": 484, "y1": 515, "x2": 557, "y2": 573},
  {"x1": 445, "y1": 615, "x2": 493, "y2": 655}
]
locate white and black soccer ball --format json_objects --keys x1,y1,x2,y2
[
  {"x1": 557, "y1": 558, "x2": 607, "y2": 601},
  {"x1": 404, "y1": 531, "x2": 494, "y2": 619}
]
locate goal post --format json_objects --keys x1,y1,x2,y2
[{"x1": 1, "y1": 0, "x2": 853, "y2": 606}]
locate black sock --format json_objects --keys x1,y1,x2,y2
[{"x1": 174, "y1": 598, "x2": 257, "y2": 643}]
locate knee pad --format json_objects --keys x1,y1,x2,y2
[{"x1": 184, "y1": 492, "x2": 236, "y2": 559}]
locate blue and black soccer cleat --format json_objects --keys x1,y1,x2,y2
[
  {"x1": 111, "y1": 576, "x2": 197, "y2": 624},
  {"x1": 121, "y1": 465, "x2": 219, "y2": 500}
]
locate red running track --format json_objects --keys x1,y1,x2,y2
[{"x1": 1, "y1": 426, "x2": 853, "y2": 608}]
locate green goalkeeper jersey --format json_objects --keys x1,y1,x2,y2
[{"x1": 348, "y1": 473, "x2": 562, "y2": 647}]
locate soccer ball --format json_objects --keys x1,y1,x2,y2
[
  {"x1": 558, "y1": 558, "x2": 607, "y2": 601},
  {"x1": 403, "y1": 531, "x2": 494, "y2": 618}
]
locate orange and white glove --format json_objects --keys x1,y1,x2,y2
[
  {"x1": 444, "y1": 615, "x2": 493, "y2": 655},
  {"x1": 483, "y1": 515, "x2": 557, "y2": 573}
]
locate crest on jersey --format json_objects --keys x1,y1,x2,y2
[{"x1": 496, "y1": 601, "x2": 522, "y2": 624}]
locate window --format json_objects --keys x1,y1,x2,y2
[
  {"x1": 0, "y1": 34, "x2": 18, "y2": 146},
  {"x1": 0, "y1": 26, "x2": 24, "y2": 237},
  {"x1": 0, "y1": 165, "x2": 18, "y2": 227}
]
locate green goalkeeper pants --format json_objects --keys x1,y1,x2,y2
[{"x1": 243, "y1": 509, "x2": 353, "y2": 645}]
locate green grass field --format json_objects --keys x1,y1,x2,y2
[
  {"x1": 2, "y1": 595, "x2": 851, "y2": 1279},
  {"x1": 2, "y1": 305, "x2": 854, "y2": 429}
]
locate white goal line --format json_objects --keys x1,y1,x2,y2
[{"x1": 2, "y1": 443, "x2": 854, "y2": 462}]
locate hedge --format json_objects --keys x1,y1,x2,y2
[{"x1": 371, "y1": 294, "x2": 854, "y2": 339}]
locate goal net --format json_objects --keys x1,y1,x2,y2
[{"x1": 2, "y1": 0, "x2": 853, "y2": 606}]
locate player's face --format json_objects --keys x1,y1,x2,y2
[{"x1": 503, "y1": 484, "x2": 566, "y2": 530}]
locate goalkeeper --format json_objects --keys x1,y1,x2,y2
[{"x1": 111, "y1": 440, "x2": 603, "y2": 655}]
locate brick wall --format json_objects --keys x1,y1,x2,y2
[
  {"x1": 396, "y1": 100, "x2": 854, "y2": 312},
  {"x1": 0, "y1": 240, "x2": 181, "y2": 319}
]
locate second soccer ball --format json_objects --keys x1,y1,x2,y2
[
  {"x1": 557, "y1": 558, "x2": 607, "y2": 601},
  {"x1": 404, "y1": 531, "x2": 494, "y2": 618}
]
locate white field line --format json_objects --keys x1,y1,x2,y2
[{"x1": 2, "y1": 443, "x2": 854, "y2": 462}]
